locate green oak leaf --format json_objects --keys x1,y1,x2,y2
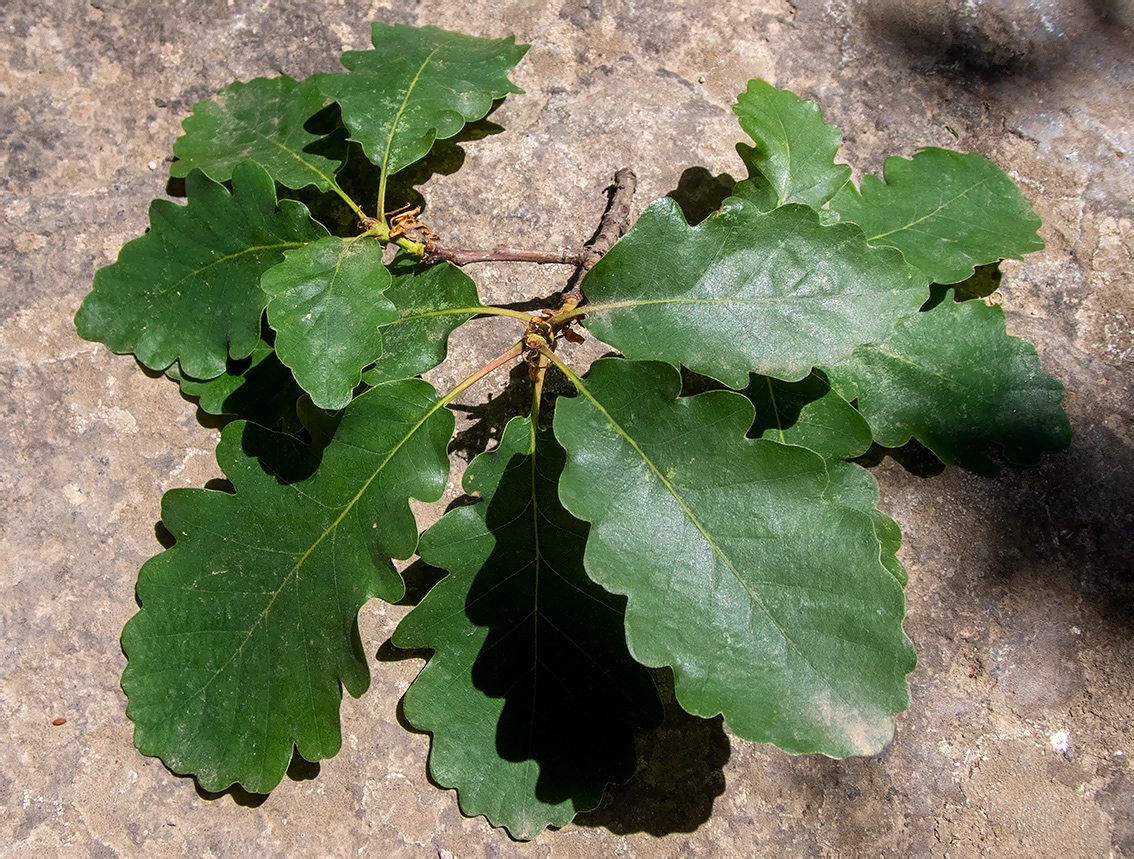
[
  {"x1": 260, "y1": 236, "x2": 395, "y2": 410},
  {"x1": 171, "y1": 76, "x2": 345, "y2": 191},
  {"x1": 312, "y1": 24, "x2": 528, "y2": 178},
  {"x1": 824, "y1": 461, "x2": 907, "y2": 587},
  {"x1": 742, "y1": 369, "x2": 873, "y2": 462},
  {"x1": 824, "y1": 290, "x2": 1072, "y2": 476},
  {"x1": 732, "y1": 79, "x2": 852, "y2": 211},
  {"x1": 361, "y1": 253, "x2": 487, "y2": 384},
  {"x1": 121, "y1": 379, "x2": 453, "y2": 793},
  {"x1": 75, "y1": 161, "x2": 327, "y2": 379},
  {"x1": 554, "y1": 358, "x2": 915, "y2": 758},
  {"x1": 740, "y1": 370, "x2": 904, "y2": 584},
  {"x1": 395, "y1": 416, "x2": 662, "y2": 840},
  {"x1": 165, "y1": 341, "x2": 306, "y2": 434},
  {"x1": 579, "y1": 197, "x2": 928, "y2": 388},
  {"x1": 829, "y1": 148, "x2": 1045, "y2": 284}
]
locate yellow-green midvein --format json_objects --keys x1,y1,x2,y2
[
  {"x1": 184, "y1": 348, "x2": 517, "y2": 702},
  {"x1": 866, "y1": 175, "x2": 996, "y2": 242},
  {"x1": 186, "y1": 390, "x2": 450, "y2": 700},
  {"x1": 377, "y1": 45, "x2": 445, "y2": 222},
  {"x1": 538, "y1": 345, "x2": 852, "y2": 710},
  {"x1": 218, "y1": 99, "x2": 365, "y2": 221},
  {"x1": 151, "y1": 242, "x2": 309, "y2": 297}
]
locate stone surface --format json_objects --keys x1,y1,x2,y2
[{"x1": 2, "y1": 0, "x2": 1131, "y2": 853}]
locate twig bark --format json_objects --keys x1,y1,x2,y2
[
  {"x1": 420, "y1": 168, "x2": 638, "y2": 271},
  {"x1": 422, "y1": 244, "x2": 588, "y2": 267},
  {"x1": 582, "y1": 167, "x2": 637, "y2": 269}
]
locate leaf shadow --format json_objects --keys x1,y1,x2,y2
[
  {"x1": 665, "y1": 166, "x2": 737, "y2": 226},
  {"x1": 282, "y1": 104, "x2": 507, "y2": 236},
  {"x1": 852, "y1": 438, "x2": 948, "y2": 478},
  {"x1": 984, "y1": 422, "x2": 1134, "y2": 629},
  {"x1": 447, "y1": 362, "x2": 577, "y2": 462},
  {"x1": 190, "y1": 747, "x2": 319, "y2": 807},
  {"x1": 573, "y1": 668, "x2": 731, "y2": 836}
]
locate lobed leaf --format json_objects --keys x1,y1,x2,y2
[
  {"x1": 171, "y1": 76, "x2": 345, "y2": 191},
  {"x1": 554, "y1": 358, "x2": 915, "y2": 758},
  {"x1": 75, "y1": 161, "x2": 327, "y2": 379},
  {"x1": 824, "y1": 461, "x2": 908, "y2": 587},
  {"x1": 829, "y1": 148, "x2": 1045, "y2": 285},
  {"x1": 395, "y1": 416, "x2": 662, "y2": 840},
  {"x1": 824, "y1": 290, "x2": 1072, "y2": 475},
  {"x1": 732, "y1": 79, "x2": 851, "y2": 211},
  {"x1": 361, "y1": 254, "x2": 487, "y2": 384},
  {"x1": 121, "y1": 380, "x2": 454, "y2": 793},
  {"x1": 260, "y1": 236, "x2": 395, "y2": 410},
  {"x1": 312, "y1": 24, "x2": 528, "y2": 178},
  {"x1": 579, "y1": 197, "x2": 928, "y2": 388},
  {"x1": 742, "y1": 369, "x2": 872, "y2": 462}
]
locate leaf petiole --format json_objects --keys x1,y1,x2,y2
[
  {"x1": 437, "y1": 340, "x2": 525, "y2": 409},
  {"x1": 328, "y1": 180, "x2": 367, "y2": 222}
]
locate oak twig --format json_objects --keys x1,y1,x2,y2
[
  {"x1": 582, "y1": 167, "x2": 637, "y2": 269},
  {"x1": 420, "y1": 168, "x2": 638, "y2": 272},
  {"x1": 423, "y1": 244, "x2": 589, "y2": 267}
]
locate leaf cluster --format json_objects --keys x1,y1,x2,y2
[{"x1": 75, "y1": 24, "x2": 1070, "y2": 839}]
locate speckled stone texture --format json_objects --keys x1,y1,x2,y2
[{"x1": 2, "y1": 0, "x2": 1131, "y2": 854}]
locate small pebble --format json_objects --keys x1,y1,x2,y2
[
  {"x1": 52, "y1": 718, "x2": 67, "y2": 726},
  {"x1": 147, "y1": 161, "x2": 157, "y2": 170}
]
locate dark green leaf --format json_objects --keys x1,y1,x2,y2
[
  {"x1": 395, "y1": 416, "x2": 662, "y2": 840},
  {"x1": 732, "y1": 80, "x2": 851, "y2": 211},
  {"x1": 260, "y1": 237, "x2": 395, "y2": 410},
  {"x1": 554, "y1": 358, "x2": 915, "y2": 758},
  {"x1": 742, "y1": 369, "x2": 872, "y2": 462},
  {"x1": 951, "y1": 262, "x2": 1003, "y2": 302},
  {"x1": 171, "y1": 76, "x2": 345, "y2": 191},
  {"x1": 824, "y1": 461, "x2": 907, "y2": 587},
  {"x1": 166, "y1": 340, "x2": 305, "y2": 433},
  {"x1": 75, "y1": 162, "x2": 327, "y2": 379},
  {"x1": 312, "y1": 24, "x2": 528, "y2": 178},
  {"x1": 361, "y1": 254, "x2": 486, "y2": 384},
  {"x1": 824, "y1": 290, "x2": 1072, "y2": 475},
  {"x1": 121, "y1": 380, "x2": 453, "y2": 793},
  {"x1": 829, "y1": 148, "x2": 1045, "y2": 284},
  {"x1": 579, "y1": 197, "x2": 928, "y2": 388}
]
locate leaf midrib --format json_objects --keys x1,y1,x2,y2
[
  {"x1": 866, "y1": 175, "x2": 997, "y2": 242},
  {"x1": 182, "y1": 391, "x2": 448, "y2": 704},
  {"x1": 215, "y1": 90, "x2": 339, "y2": 190},
  {"x1": 567, "y1": 374, "x2": 854, "y2": 713}
]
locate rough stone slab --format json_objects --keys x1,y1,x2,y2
[{"x1": 2, "y1": 0, "x2": 1131, "y2": 853}]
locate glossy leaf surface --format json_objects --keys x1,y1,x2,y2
[
  {"x1": 122, "y1": 380, "x2": 453, "y2": 792},
  {"x1": 825, "y1": 290, "x2": 1072, "y2": 475},
  {"x1": 361, "y1": 254, "x2": 487, "y2": 384},
  {"x1": 579, "y1": 197, "x2": 927, "y2": 388},
  {"x1": 554, "y1": 359, "x2": 915, "y2": 758},
  {"x1": 260, "y1": 237, "x2": 395, "y2": 409},
  {"x1": 75, "y1": 162, "x2": 327, "y2": 379},
  {"x1": 829, "y1": 148, "x2": 1045, "y2": 284},
  {"x1": 396, "y1": 417, "x2": 662, "y2": 839},
  {"x1": 313, "y1": 24, "x2": 527, "y2": 178},
  {"x1": 743, "y1": 369, "x2": 872, "y2": 462},
  {"x1": 732, "y1": 79, "x2": 851, "y2": 211},
  {"x1": 171, "y1": 76, "x2": 345, "y2": 191}
]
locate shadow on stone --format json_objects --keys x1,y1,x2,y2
[
  {"x1": 574, "y1": 668, "x2": 731, "y2": 837},
  {"x1": 860, "y1": 0, "x2": 1132, "y2": 87},
  {"x1": 991, "y1": 423, "x2": 1134, "y2": 627},
  {"x1": 190, "y1": 747, "x2": 318, "y2": 806},
  {"x1": 448, "y1": 360, "x2": 579, "y2": 463},
  {"x1": 853, "y1": 439, "x2": 948, "y2": 478},
  {"x1": 666, "y1": 167, "x2": 737, "y2": 226}
]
